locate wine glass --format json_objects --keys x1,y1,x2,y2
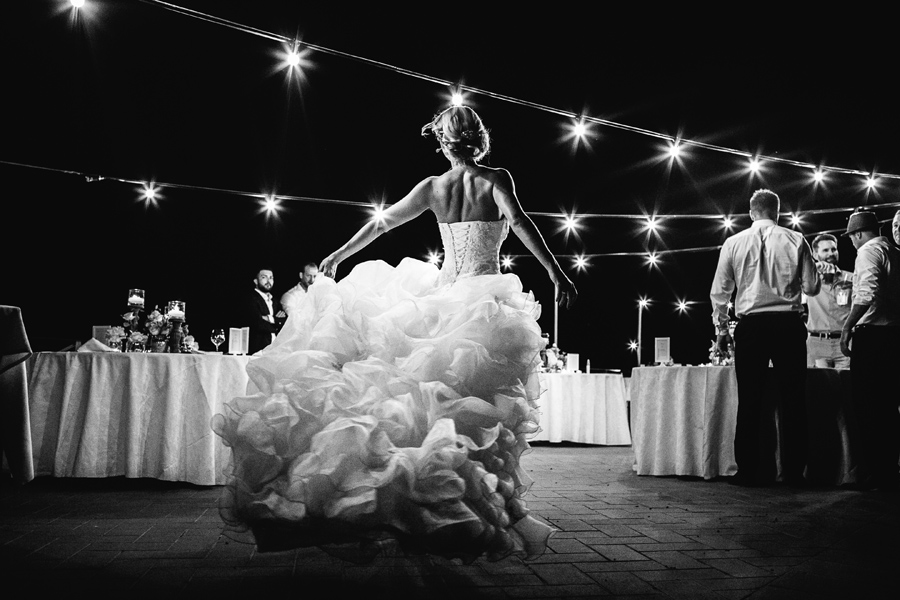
[{"x1": 211, "y1": 328, "x2": 225, "y2": 352}]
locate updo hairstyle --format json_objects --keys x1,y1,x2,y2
[{"x1": 421, "y1": 105, "x2": 491, "y2": 161}]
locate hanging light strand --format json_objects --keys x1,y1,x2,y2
[{"x1": 137, "y1": 0, "x2": 900, "y2": 183}]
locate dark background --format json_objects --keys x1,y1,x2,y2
[{"x1": 3, "y1": 1, "x2": 899, "y2": 372}]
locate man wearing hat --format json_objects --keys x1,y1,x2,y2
[
  {"x1": 840, "y1": 210, "x2": 900, "y2": 491},
  {"x1": 711, "y1": 189, "x2": 820, "y2": 486}
]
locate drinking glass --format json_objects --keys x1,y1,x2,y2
[{"x1": 211, "y1": 329, "x2": 225, "y2": 352}]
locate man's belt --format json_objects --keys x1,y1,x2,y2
[{"x1": 808, "y1": 330, "x2": 842, "y2": 339}]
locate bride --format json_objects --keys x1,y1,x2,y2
[{"x1": 213, "y1": 105, "x2": 577, "y2": 563}]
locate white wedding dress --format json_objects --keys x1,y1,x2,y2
[{"x1": 213, "y1": 219, "x2": 553, "y2": 562}]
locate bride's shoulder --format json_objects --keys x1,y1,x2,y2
[
  {"x1": 480, "y1": 165, "x2": 512, "y2": 179},
  {"x1": 480, "y1": 166, "x2": 514, "y2": 190}
]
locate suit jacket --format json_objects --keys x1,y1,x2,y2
[{"x1": 242, "y1": 290, "x2": 278, "y2": 354}]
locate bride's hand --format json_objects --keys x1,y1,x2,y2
[
  {"x1": 319, "y1": 254, "x2": 341, "y2": 279},
  {"x1": 555, "y1": 275, "x2": 577, "y2": 309}
]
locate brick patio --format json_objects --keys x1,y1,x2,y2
[{"x1": 2, "y1": 445, "x2": 897, "y2": 599}]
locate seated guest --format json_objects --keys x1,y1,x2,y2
[
  {"x1": 242, "y1": 268, "x2": 279, "y2": 354},
  {"x1": 280, "y1": 261, "x2": 319, "y2": 316},
  {"x1": 805, "y1": 234, "x2": 853, "y2": 369}
]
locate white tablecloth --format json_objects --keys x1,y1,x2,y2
[
  {"x1": 630, "y1": 366, "x2": 860, "y2": 484},
  {"x1": 533, "y1": 373, "x2": 632, "y2": 445},
  {"x1": 631, "y1": 366, "x2": 737, "y2": 479},
  {"x1": 27, "y1": 352, "x2": 252, "y2": 485}
]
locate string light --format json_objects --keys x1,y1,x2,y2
[
  {"x1": 666, "y1": 141, "x2": 682, "y2": 159},
  {"x1": 138, "y1": 182, "x2": 159, "y2": 204},
  {"x1": 574, "y1": 255, "x2": 588, "y2": 270},
  {"x1": 675, "y1": 299, "x2": 690, "y2": 313},
  {"x1": 748, "y1": 157, "x2": 761, "y2": 173},
  {"x1": 427, "y1": 251, "x2": 442, "y2": 265},
  {"x1": 628, "y1": 341, "x2": 638, "y2": 351},
  {"x1": 645, "y1": 216, "x2": 659, "y2": 233},
  {"x1": 866, "y1": 176, "x2": 878, "y2": 190},
  {"x1": 137, "y1": 0, "x2": 900, "y2": 188},
  {"x1": 573, "y1": 119, "x2": 587, "y2": 138},
  {"x1": 790, "y1": 213, "x2": 801, "y2": 227},
  {"x1": 722, "y1": 216, "x2": 734, "y2": 229},
  {"x1": 371, "y1": 203, "x2": 386, "y2": 223},
  {"x1": 646, "y1": 253, "x2": 659, "y2": 267},
  {"x1": 813, "y1": 169, "x2": 825, "y2": 184},
  {"x1": 450, "y1": 91, "x2": 464, "y2": 106},
  {"x1": 501, "y1": 255, "x2": 513, "y2": 269},
  {"x1": 279, "y1": 41, "x2": 310, "y2": 77},
  {"x1": 257, "y1": 194, "x2": 281, "y2": 219},
  {"x1": 559, "y1": 213, "x2": 580, "y2": 238},
  {"x1": 638, "y1": 297, "x2": 650, "y2": 309}
]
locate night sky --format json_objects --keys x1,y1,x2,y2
[{"x1": 4, "y1": 1, "x2": 899, "y2": 371}]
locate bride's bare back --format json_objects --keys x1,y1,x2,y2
[
  {"x1": 321, "y1": 155, "x2": 576, "y2": 307},
  {"x1": 429, "y1": 165, "x2": 504, "y2": 224}
]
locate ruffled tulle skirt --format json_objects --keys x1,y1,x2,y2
[{"x1": 212, "y1": 257, "x2": 553, "y2": 563}]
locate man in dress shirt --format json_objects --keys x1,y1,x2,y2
[
  {"x1": 840, "y1": 210, "x2": 900, "y2": 491},
  {"x1": 280, "y1": 262, "x2": 319, "y2": 317},
  {"x1": 710, "y1": 189, "x2": 820, "y2": 486},
  {"x1": 805, "y1": 234, "x2": 853, "y2": 369},
  {"x1": 243, "y1": 268, "x2": 279, "y2": 354}
]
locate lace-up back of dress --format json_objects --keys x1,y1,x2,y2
[{"x1": 438, "y1": 220, "x2": 509, "y2": 286}]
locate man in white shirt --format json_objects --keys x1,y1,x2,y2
[
  {"x1": 710, "y1": 189, "x2": 820, "y2": 486},
  {"x1": 280, "y1": 262, "x2": 319, "y2": 316},
  {"x1": 804, "y1": 234, "x2": 853, "y2": 369},
  {"x1": 840, "y1": 210, "x2": 900, "y2": 490}
]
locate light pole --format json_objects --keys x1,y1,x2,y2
[
  {"x1": 553, "y1": 285, "x2": 559, "y2": 346},
  {"x1": 637, "y1": 297, "x2": 649, "y2": 366}
]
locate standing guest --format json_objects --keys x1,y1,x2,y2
[
  {"x1": 840, "y1": 210, "x2": 900, "y2": 491},
  {"x1": 279, "y1": 261, "x2": 319, "y2": 316},
  {"x1": 805, "y1": 234, "x2": 853, "y2": 369},
  {"x1": 710, "y1": 189, "x2": 820, "y2": 486},
  {"x1": 243, "y1": 268, "x2": 279, "y2": 354}
]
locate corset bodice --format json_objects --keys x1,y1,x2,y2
[{"x1": 437, "y1": 219, "x2": 509, "y2": 286}]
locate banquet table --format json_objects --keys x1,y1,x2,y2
[
  {"x1": 27, "y1": 352, "x2": 252, "y2": 485},
  {"x1": 532, "y1": 373, "x2": 632, "y2": 445},
  {"x1": 630, "y1": 365, "x2": 860, "y2": 485}
]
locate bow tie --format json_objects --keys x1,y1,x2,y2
[{"x1": 265, "y1": 293, "x2": 272, "y2": 301}]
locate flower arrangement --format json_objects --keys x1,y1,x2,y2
[
  {"x1": 182, "y1": 325, "x2": 199, "y2": 352},
  {"x1": 105, "y1": 325, "x2": 126, "y2": 349},
  {"x1": 143, "y1": 308, "x2": 172, "y2": 337},
  {"x1": 107, "y1": 292, "x2": 198, "y2": 353}
]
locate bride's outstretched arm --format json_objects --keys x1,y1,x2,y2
[
  {"x1": 492, "y1": 169, "x2": 577, "y2": 308},
  {"x1": 320, "y1": 177, "x2": 434, "y2": 278}
]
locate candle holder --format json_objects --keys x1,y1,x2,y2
[
  {"x1": 127, "y1": 288, "x2": 146, "y2": 309},
  {"x1": 166, "y1": 300, "x2": 186, "y2": 322},
  {"x1": 166, "y1": 300, "x2": 186, "y2": 353}
]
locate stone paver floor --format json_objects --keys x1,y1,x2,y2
[{"x1": 2, "y1": 446, "x2": 897, "y2": 599}]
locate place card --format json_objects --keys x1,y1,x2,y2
[
  {"x1": 654, "y1": 337, "x2": 671, "y2": 364},
  {"x1": 228, "y1": 327, "x2": 243, "y2": 355}
]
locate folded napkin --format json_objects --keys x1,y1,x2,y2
[{"x1": 77, "y1": 338, "x2": 116, "y2": 352}]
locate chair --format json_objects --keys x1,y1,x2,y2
[{"x1": 0, "y1": 305, "x2": 34, "y2": 482}]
